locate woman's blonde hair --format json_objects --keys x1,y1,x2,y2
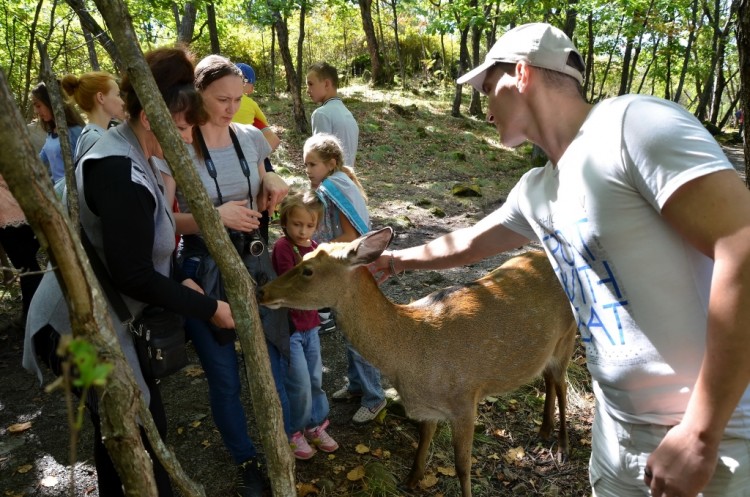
[
  {"x1": 278, "y1": 188, "x2": 324, "y2": 232},
  {"x1": 303, "y1": 133, "x2": 366, "y2": 200},
  {"x1": 61, "y1": 71, "x2": 117, "y2": 113}
]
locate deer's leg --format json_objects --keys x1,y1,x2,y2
[
  {"x1": 539, "y1": 369, "x2": 556, "y2": 440},
  {"x1": 404, "y1": 419, "x2": 438, "y2": 490},
  {"x1": 450, "y1": 414, "x2": 476, "y2": 497},
  {"x1": 555, "y1": 369, "x2": 569, "y2": 462}
]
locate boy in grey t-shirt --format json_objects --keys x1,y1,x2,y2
[{"x1": 306, "y1": 62, "x2": 359, "y2": 168}]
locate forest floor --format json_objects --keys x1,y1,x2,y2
[{"x1": 1, "y1": 83, "x2": 746, "y2": 497}]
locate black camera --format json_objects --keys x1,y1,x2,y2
[{"x1": 228, "y1": 229, "x2": 265, "y2": 257}]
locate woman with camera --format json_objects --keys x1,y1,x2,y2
[
  {"x1": 23, "y1": 47, "x2": 235, "y2": 497},
  {"x1": 174, "y1": 54, "x2": 290, "y2": 497}
]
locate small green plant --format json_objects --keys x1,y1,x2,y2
[{"x1": 46, "y1": 336, "x2": 113, "y2": 497}]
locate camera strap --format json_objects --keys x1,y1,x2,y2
[{"x1": 194, "y1": 125, "x2": 254, "y2": 210}]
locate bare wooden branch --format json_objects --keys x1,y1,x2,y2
[
  {"x1": 36, "y1": 41, "x2": 79, "y2": 224},
  {"x1": 0, "y1": 67, "x2": 159, "y2": 497}
]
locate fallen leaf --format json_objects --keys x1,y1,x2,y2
[
  {"x1": 41, "y1": 475, "x2": 59, "y2": 487},
  {"x1": 201, "y1": 440, "x2": 210, "y2": 448},
  {"x1": 177, "y1": 427, "x2": 184, "y2": 435},
  {"x1": 371, "y1": 447, "x2": 383, "y2": 458},
  {"x1": 183, "y1": 365, "x2": 204, "y2": 377},
  {"x1": 16, "y1": 464, "x2": 33, "y2": 474},
  {"x1": 503, "y1": 446, "x2": 525, "y2": 465},
  {"x1": 7, "y1": 422, "x2": 32, "y2": 433},
  {"x1": 295, "y1": 481, "x2": 319, "y2": 496},
  {"x1": 437, "y1": 466, "x2": 456, "y2": 476},
  {"x1": 418, "y1": 473, "x2": 438, "y2": 489},
  {"x1": 190, "y1": 420, "x2": 201, "y2": 428},
  {"x1": 346, "y1": 465, "x2": 365, "y2": 481},
  {"x1": 354, "y1": 443, "x2": 370, "y2": 454}
]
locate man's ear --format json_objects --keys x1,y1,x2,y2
[{"x1": 516, "y1": 61, "x2": 531, "y2": 93}]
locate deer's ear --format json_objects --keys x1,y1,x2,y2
[{"x1": 348, "y1": 227, "x2": 394, "y2": 266}]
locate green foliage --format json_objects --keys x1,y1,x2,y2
[{"x1": 67, "y1": 338, "x2": 113, "y2": 389}]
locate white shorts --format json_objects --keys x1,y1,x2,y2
[{"x1": 589, "y1": 399, "x2": 750, "y2": 497}]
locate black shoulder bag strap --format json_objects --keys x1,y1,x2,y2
[{"x1": 79, "y1": 227, "x2": 133, "y2": 326}]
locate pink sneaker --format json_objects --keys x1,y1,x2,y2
[
  {"x1": 290, "y1": 431, "x2": 316, "y2": 460},
  {"x1": 304, "y1": 419, "x2": 339, "y2": 453}
]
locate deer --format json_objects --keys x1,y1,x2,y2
[{"x1": 257, "y1": 227, "x2": 577, "y2": 497}]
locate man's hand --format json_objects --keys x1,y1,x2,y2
[
  {"x1": 368, "y1": 251, "x2": 395, "y2": 285},
  {"x1": 644, "y1": 423, "x2": 718, "y2": 497}
]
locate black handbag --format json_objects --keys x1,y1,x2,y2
[{"x1": 81, "y1": 228, "x2": 188, "y2": 379}]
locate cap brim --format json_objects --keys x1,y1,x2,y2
[{"x1": 456, "y1": 59, "x2": 496, "y2": 94}]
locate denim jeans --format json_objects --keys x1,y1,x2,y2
[
  {"x1": 286, "y1": 328, "x2": 329, "y2": 432},
  {"x1": 344, "y1": 338, "x2": 385, "y2": 409},
  {"x1": 183, "y1": 257, "x2": 291, "y2": 464}
]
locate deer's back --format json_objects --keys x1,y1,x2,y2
[{"x1": 391, "y1": 250, "x2": 574, "y2": 418}]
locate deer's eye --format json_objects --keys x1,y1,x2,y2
[{"x1": 302, "y1": 267, "x2": 313, "y2": 276}]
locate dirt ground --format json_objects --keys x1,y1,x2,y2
[{"x1": 1, "y1": 86, "x2": 746, "y2": 497}]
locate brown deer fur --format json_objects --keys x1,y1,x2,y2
[{"x1": 258, "y1": 228, "x2": 577, "y2": 497}]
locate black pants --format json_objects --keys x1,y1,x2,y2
[
  {"x1": 0, "y1": 224, "x2": 42, "y2": 315},
  {"x1": 34, "y1": 326, "x2": 174, "y2": 496}
]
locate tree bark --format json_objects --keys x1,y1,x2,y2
[
  {"x1": 467, "y1": 0, "x2": 483, "y2": 116},
  {"x1": 207, "y1": 2, "x2": 220, "y2": 53},
  {"x1": 389, "y1": 0, "x2": 406, "y2": 89},
  {"x1": 81, "y1": 23, "x2": 100, "y2": 70},
  {"x1": 295, "y1": 0, "x2": 306, "y2": 88},
  {"x1": 358, "y1": 0, "x2": 388, "y2": 85},
  {"x1": 451, "y1": 25, "x2": 470, "y2": 118},
  {"x1": 21, "y1": 0, "x2": 43, "y2": 115},
  {"x1": 65, "y1": 0, "x2": 124, "y2": 72},
  {"x1": 92, "y1": 0, "x2": 297, "y2": 494},
  {"x1": 0, "y1": 67, "x2": 162, "y2": 497},
  {"x1": 673, "y1": 0, "x2": 700, "y2": 103},
  {"x1": 174, "y1": 1, "x2": 197, "y2": 45},
  {"x1": 273, "y1": 10, "x2": 308, "y2": 134},
  {"x1": 736, "y1": 0, "x2": 749, "y2": 187}
]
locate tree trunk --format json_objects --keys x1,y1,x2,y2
[
  {"x1": 296, "y1": 0, "x2": 307, "y2": 89},
  {"x1": 673, "y1": 0, "x2": 700, "y2": 103},
  {"x1": 389, "y1": 0, "x2": 406, "y2": 89},
  {"x1": 274, "y1": 11, "x2": 309, "y2": 134},
  {"x1": 585, "y1": 13, "x2": 594, "y2": 100},
  {"x1": 21, "y1": 0, "x2": 43, "y2": 115},
  {"x1": 358, "y1": 0, "x2": 387, "y2": 85},
  {"x1": 451, "y1": 25, "x2": 470, "y2": 118},
  {"x1": 0, "y1": 66, "x2": 165, "y2": 497},
  {"x1": 81, "y1": 24, "x2": 100, "y2": 70},
  {"x1": 93, "y1": 0, "x2": 298, "y2": 495},
  {"x1": 174, "y1": 1, "x2": 197, "y2": 45},
  {"x1": 65, "y1": 0, "x2": 124, "y2": 72},
  {"x1": 736, "y1": 0, "x2": 748, "y2": 187},
  {"x1": 207, "y1": 2, "x2": 220, "y2": 54},
  {"x1": 468, "y1": 0, "x2": 483, "y2": 116},
  {"x1": 695, "y1": 0, "x2": 725, "y2": 121},
  {"x1": 563, "y1": 0, "x2": 578, "y2": 37},
  {"x1": 270, "y1": 24, "x2": 276, "y2": 95},
  {"x1": 618, "y1": 34, "x2": 634, "y2": 96}
]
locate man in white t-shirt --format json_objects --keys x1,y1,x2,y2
[{"x1": 371, "y1": 23, "x2": 750, "y2": 497}]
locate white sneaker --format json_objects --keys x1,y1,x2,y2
[{"x1": 352, "y1": 399, "x2": 387, "y2": 425}]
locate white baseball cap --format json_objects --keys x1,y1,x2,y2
[{"x1": 457, "y1": 23, "x2": 584, "y2": 94}]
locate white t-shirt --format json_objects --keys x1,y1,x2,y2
[
  {"x1": 496, "y1": 95, "x2": 750, "y2": 436},
  {"x1": 311, "y1": 97, "x2": 359, "y2": 167},
  {"x1": 177, "y1": 123, "x2": 271, "y2": 211}
]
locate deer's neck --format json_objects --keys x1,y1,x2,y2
[{"x1": 332, "y1": 268, "x2": 405, "y2": 375}]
